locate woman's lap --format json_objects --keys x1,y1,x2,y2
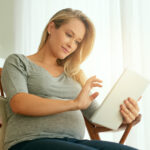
[
  {"x1": 76, "y1": 139, "x2": 137, "y2": 150},
  {"x1": 9, "y1": 137, "x2": 138, "y2": 150},
  {"x1": 9, "y1": 138, "x2": 97, "y2": 150}
]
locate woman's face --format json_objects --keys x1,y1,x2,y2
[{"x1": 47, "y1": 18, "x2": 86, "y2": 59}]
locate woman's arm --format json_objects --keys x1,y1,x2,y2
[
  {"x1": 10, "y1": 92, "x2": 77, "y2": 116},
  {"x1": 10, "y1": 76, "x2": 103, "y2": 116}
]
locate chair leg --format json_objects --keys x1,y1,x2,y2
[
  {"x1": 119, "y1": 123, "x2": 133, "y2": 144},
  {"x1": 84, "y1": 117, "x2": 101, "y2": 140},
  {"x1": 88, "y1": 127, "x2": 101, "y2": 140}
]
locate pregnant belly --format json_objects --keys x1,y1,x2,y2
[{"x1": 6, "y1": 110, "x2": 86, "y2": 140}]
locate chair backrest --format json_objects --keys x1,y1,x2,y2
[
  {"x1": 0, "y1": 68, "x2": 7, "y2": 150},
  {"x1": 0, "y1": 96, "x2": 7, "y2": 150},
  {"x1": 0, "y1": 68, "x2": 4, "y2": 97}
]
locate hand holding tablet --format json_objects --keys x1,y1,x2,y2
[{"x1": 90, "y1": 68, "x2": 150, "y2": 130}]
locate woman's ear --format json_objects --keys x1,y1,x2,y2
[{"x1": 47, "y1": 22, "x2": 55, "y2": 34}]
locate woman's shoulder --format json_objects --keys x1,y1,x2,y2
[
  {"x1": 5, "y1": 53, "x2": 23, "y2": 60},
  {"x1": 3, "y1": 53, "x2": 28, "y2": 70},
  {"x1": 4, "y1": 53, "x2": 27, "y2": 64},
  {"x1": 2, "y1": 53, "x2": 28, "y2": 79}
]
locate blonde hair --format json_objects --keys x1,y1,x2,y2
[{"x1": 38, "y1": 8, "x2": 95, "y2": 87}]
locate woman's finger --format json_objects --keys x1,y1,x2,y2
[
  {"x1": 138, "y1": 96, "x2": 142, "y2": 101},
  {"x1": 121, "y1": 104, "x2": 136, "y2": 121},
  {"x1": 87, "y1": 75, "x2": 103, "y2": 84},
  {"x1": 91, "y1": 83, "x2": 103, "y2": 88},
  {"x1": 120, "y1": 109, "x2": 133, "y2": 124},
  {"x1": 85, "y1": 76, "x2": 103, "y2": 90},
  {"x1": 128, "y1": 97, "x2": 139, "y2": 111},
  {"x1": 90, "y1": 92, "x2": 99, "y2": 101},
  {"x1": 124, "y1": 99, "x2": 139, "y2": 116}
]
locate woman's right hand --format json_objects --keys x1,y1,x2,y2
[{"x1": 74, "y1": 75, "x2": 103, "y2": 110}]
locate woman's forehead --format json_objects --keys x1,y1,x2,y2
[{"x1": 61, "y1": 18, "x2": 86, "y2": 40}]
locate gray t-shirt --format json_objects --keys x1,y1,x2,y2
[{"x1": 1, "y1": 54, "x2": 99, "y2": 150}]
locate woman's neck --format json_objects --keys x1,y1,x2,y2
[{"x1": 34, "y1": 47, "x2": 58, "y2": 67}]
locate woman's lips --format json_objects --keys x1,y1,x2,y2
[{"x1": 62, "y1": 47, "x2": 69, "y2": 54}]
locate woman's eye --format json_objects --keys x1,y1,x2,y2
[
  {"x1": 75, "y1": 41, "x2": 80, "y2": 45},
  {"x1": 66, "y1": 33, "x2": 72, "y2": 37}
]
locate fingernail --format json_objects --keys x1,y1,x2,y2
[{"x1": 124, "y1": 100, "x2": 127, "y2": 104}]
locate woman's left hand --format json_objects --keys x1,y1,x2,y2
[{"x1": 120, "y1": 97, "x2": 141, "y2": 124}]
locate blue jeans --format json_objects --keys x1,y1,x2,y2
[{"x1": 9, "y1": 137, "x2": 138, "y2": 150}]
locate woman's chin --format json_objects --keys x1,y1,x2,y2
[{"x1": 58, "y1": 54, "x2": 68, "y2": 60}]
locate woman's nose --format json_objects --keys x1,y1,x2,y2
[{"x1": 67, "y1": 39, "x2": 74, "y2": 48}]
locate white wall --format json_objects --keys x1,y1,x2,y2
[
  {"x1": 0, "y1": 58, "x2": 4, "y2": 67},
  {"x1": 0, "y1": 0, "x2": 16, "y2": 59}
]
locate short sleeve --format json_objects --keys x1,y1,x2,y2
[{"x1": 1, "y1": 54, "x2": 28, "y2": 102}]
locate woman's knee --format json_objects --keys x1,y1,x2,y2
[{"x1": 76, "y1": 139, "x2": 138, "y2": 150}]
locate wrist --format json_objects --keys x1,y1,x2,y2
[{"x1": 69, "y1": 99, "x2": 79, "y2": 111}]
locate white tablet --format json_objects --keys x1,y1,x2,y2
[{"x1": 90, "y1": 68, "x2": 150, "y2": 130}]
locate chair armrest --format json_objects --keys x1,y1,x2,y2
[
  {"x1": 119, "y1": 114, "x2": 141, "y2": 129},
  {"x1": 84, "y1": 114, "x2": 141, "y2": 144},
  {"x1": 90, "y1": 114, "x2": 141, "y2": 132}
]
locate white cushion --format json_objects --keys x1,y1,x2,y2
[{"x1": 0, "y1": 96, "x2": 7, "y2": 150}]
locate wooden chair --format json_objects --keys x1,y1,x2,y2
[{"x1": 0, "y1": 67, "x2": 141, "y2": 147}]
